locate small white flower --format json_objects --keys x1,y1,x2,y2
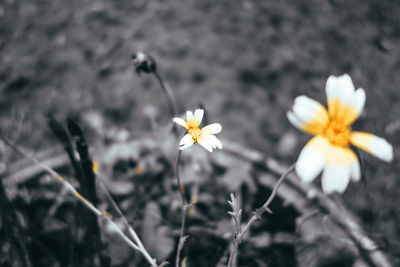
[
  {"x1": 288, "y1": 74, "x2": 393, "y2": 194},
  {"x1": 173, "y1": 109, "x2": 223, "y2": 152}
]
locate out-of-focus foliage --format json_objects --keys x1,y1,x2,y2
[{"x1": 1, "y1": 0, "x2": 400, "y2": 265}]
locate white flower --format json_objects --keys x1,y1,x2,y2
[
  {"x1": 173, "y1": 109, "x2": 223, "y2": 152},
  {"x1": 288, "y1": 74, "x2": 393, "y2": 194}
]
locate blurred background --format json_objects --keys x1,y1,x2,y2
[{"x1": 1, "y1": 0, "x2": 400, "y2": 266}]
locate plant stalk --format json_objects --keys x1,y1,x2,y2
[{"x1": 227, "y1": 163, "x2": 295, "y2": 267}]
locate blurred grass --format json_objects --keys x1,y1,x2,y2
[{"x1": 1, "y1": 0, "x2": 400, "y2": 264}]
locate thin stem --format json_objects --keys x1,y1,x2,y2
[
  {"x1": 128, "y1": 228, "x2": 157, "y2": 266},
  {"x1": 97, "y1": 175, "x2": 131, "y2": 227},
  {"x1": 227, "y1": 191, "x2": 241, "y2": 267},
  {"x1": 0, "y1": 136, "x2": 158, "y2": 267},
  {"x1": 175, "y1": 150, "x2": 187, "y2": 267},
  {"x1": 227, "y1": 163, "x2": 295, "y2": 267},
  {"x1": 176, "y1": 150, "x2": 185, "y2": 205},
  {"x1": 227, "y1": 246, "x2": 236, "y2": 267},
  {"x1": 153, "y1": 70, "x2": 178, "y2": 119},
  {"x1": 97, "y1": 175, "x2": 157, "y2": 266}
]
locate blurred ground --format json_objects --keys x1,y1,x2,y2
[{"x1": 1, "y1": 0, "x2": 400, "y2": 265}]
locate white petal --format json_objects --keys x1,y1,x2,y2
[
  {"x1": 337, "y1": 76, "x2": 355, "y2": 103},
  {"x1": 326, "y1": 74, "x2": 365, "y2": 125},
  {"x1": 201, "y1": 123, "x2": 222, "y2": 135},
  {"x1": 321, "y1": 164, "x2": 351, "y2": 194},
  {"x1": 337, "y1": 74, "x2": 355, "y2": 93},
  {"x1": 353, "y1": 88, "x2": 366, "y2": 116},
  {"x1": 346, "y1": 149, "x2": 361, "y2": 182},
  {"x1": 186, "y1": 110, "x2": 201, "y2": 128},
  {"x1": 197, "y1": 135, "x2": 214, "y2": 152},
  {"x1": 350, "y1": 159, "x2": 361, "y2": 182},
  {"x1": 295, "y1": 136, "x2": 328, "y2": 183},
  {"x1": 288, "y1": 96, "x2": 328, "y2": 135},
  {"x1": 338, "y1": 88, "x2": 366, "y2": 126},
  {"x1": 350, "y1": 132, "x2": 394, "y2": 162},
  {"x1": 326, "y1": 74, "x2": 355, "y2": 99},
  {"x1": 287, "y1": 111, "x2": 303, "y2": 131},
  {"x1": 321, "y1": 147, "x2": 355, "y2": 193},
  {"x1": 293, "y1": 96, "x2": 328, "y2": 124},
  {"x1": 326, "y1": 74, "x2": 356, "y2": 108},
  {"x1": 294, "y1": 96, "x2": 327, "y2": 114},
  {"x1": 369, "y1": 137, "x2": 394, "y2": 162},
  {"x1": 206, "y1": 134, "x2": 223, "y2": 149},
  {"x1": 172, "y1": 118, "x2": 188, "y2": 129},
  {"x1": 194, "y1": 109, "x2": 204, "y2": 123},
  {"x1": 186, "y1": 111, "x2": 194, "y2": 121},
  {"x1": 326, "y1": 75, "x2": 343, "y2": 100},
  {"x1": 179, "y1": 134, "x2": 194, "y2": 150}
]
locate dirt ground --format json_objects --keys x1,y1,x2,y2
[{"x1": 1, "y1": 0, "x2": 400, "y2": 266}]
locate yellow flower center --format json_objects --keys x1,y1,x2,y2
[
  {"x1": 323, "y1": 120, "x2": 351, "y2": 147},
  {"x1": 188, "y1": 127, "x2": 201, "y2": 141}
]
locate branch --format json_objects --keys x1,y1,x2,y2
[
  {"x1": 222, "y1": 138, "x2": 393, "y2": 267},
  {"x1": 227, "y1": 164, "x2": 295, "y2": 267}
]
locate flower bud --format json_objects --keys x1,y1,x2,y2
[{"x1": 131, "y1": 52, "x2": 156, "y2": 75}]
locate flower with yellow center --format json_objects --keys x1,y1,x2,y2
[
  {"x1": 173, "y1": 109, "x2": 223, "y2": 152},
  {"x1": 288, "y1": 74, "x2": 394, "y2": 194}
]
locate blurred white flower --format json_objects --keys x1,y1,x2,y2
[
  {"x1": 173, "y1": 109, "x2": 223, "y2": 152},
  {"x1": 288, "y1": 74, "x2": 393, "y2": 194}
]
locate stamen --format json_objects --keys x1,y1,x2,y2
[
  {"x1": 323, "y1": 120, "x2": 351, "y2": 147},
  {"x1": 188, "y1": 127, "x2": 201, "y2": 141}
]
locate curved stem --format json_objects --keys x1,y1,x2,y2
[{"x1": 153, "y1": 70, "x2": 178, "y2": 119}]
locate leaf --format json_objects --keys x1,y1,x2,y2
[
  {"x1": 47, "y1": 114, "x2": 71, "y2": 147},
  {"x1": 67, "y1": 118, "x2": 83, "y2": 138}
]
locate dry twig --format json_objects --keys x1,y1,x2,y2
[
  {"x1": 222, "y1": 138, "x2": 393, "y2": 267},
  {"x1": 227, "y1": 164, "x2": 295, "y2": 267}
]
